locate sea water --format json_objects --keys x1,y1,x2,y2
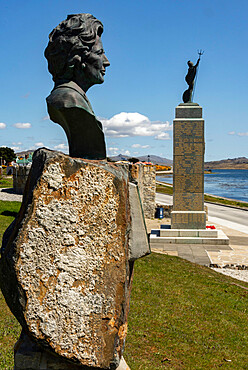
[{"x1": 157, "y1": 169, "x2": 248, "y2": 202}]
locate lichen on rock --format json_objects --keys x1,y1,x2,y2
[{"x1": 0, "y1": 149, "x2": 133, "y2": 368}]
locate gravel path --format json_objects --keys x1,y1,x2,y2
[
  {"x1": 211, "y1": 268, "x2": 248, "y2": 283},
  {"x1": 0, "y1": 188, "x2": 22, "y2": 202}
]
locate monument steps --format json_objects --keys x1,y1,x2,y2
[{"x1": 150, "y1": 228, "x2": 230, "y2": 247}]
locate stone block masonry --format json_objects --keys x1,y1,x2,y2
[
  {"x1": 130, "y1": 163, "x2": 156, "y2": 219},
  {"x1": 13, "y1": 165, "x2": 31, "y2": 194},
  {"x1": 171, "y1": 103, "x2": 206, "y2": 229}
]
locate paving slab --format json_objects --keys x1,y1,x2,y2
[{"x1": 146, "y1": 217, "x2": 248, "y2": 267}]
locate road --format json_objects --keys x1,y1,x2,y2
[{"x1": 156, "y1": 193, "x2": 248, "y2": 234}]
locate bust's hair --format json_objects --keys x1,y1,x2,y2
[{"x1": 45, "y1": 13, "x2": 103, "y2": 82}]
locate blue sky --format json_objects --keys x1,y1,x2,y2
[{"x1": 0, "y1": 0, "x2": 247, "y2": 161}]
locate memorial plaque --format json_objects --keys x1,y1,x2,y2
[
  {"x1": 171, "y1": 103, "x2": 206, "y2": 229},
  {"x1": 173, "y1": 121, "x2": 204, "y2": 143},
  {"x1": 173, "y1": 155, "x2": 204, "y2": 175},
  {"x1": 173, "y1": 173, "x2": 204, "y2": 193},
  {"x1": 174, "y1": 141, "x2": 204, "y2": 157},
  {"x1": 174, "y1": 192, "x2": 204, "y2": 211}
]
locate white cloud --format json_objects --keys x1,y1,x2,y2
[
  {"x1": 237, "y1": 132, "x2": 248, "y2": 136},
  {"x1": 34, "y1": 142, "x2": 44, "y2": 147},
  {"x1": 155, "y1": 132, "x2": 170, "y2": 140},
  {"x1": 11, "y1": 142, "x2": 23, "y2": 152},
  {"x1": 229, "y1": 131, "x2": 248, "y2": 137},
  {"x1": 54, "y1": 143, "x2": 69, "y2": 152},
  {"x1": 131, "y1": 144, "x2": 150, "y2": 148},
  {"x1": 123, "y1": 150, "x2": 130, "y2": 156},
  {"x1": 0, "y1": 122, "x2": 6, "y2": 129},
  {"x1": 107, "y1": 147, "x2": 120, "y2": 156},
  {"x1": 13, "y1": 122, "x2": 31, "y2": 129},
  {"x1": 42, "y1": 115, "x2": 50, "y2": 121},
  {"x1": 100, "y1": 112, "x2": 172, "y2": 139},
  {"x1": 11, "y1": 146, "x2": 21, "y2": 151}
]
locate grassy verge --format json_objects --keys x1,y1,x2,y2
[
  {"x1": 0, "y1": 176, "x2": 13, "y2": 189},
  {"x1": 125, "y1": 254, "x2": 248, "y2": 369},
  {"x1": 156, "y1": 183, "x2": 248, "y2": 209},
  {"x1": 0, "y1": 201, "x2": 21, "y2": 240},
  {"x1": 156, "y1": 183, "x2": 173, "y2": 195},
  {"x1": 0, "y1": 201, "x2": 21, "y2": 369},
  {"x1": 0, "y1": 294, "x2": 21, "y2": 369},
  {"x1": 204, "y1": 194, "x2": 248, "y2": 209}
]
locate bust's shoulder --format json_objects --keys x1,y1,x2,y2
[{"x1": 46, "y1": 81, "x2": 94, "y2": 115}]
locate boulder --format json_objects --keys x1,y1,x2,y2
[{"x1": 0, "y1": 148, "x2": 149, "y2": 369}]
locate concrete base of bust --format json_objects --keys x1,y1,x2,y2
[{"x1": 171, "y1": 211, "x2": 206, "y2": 229}]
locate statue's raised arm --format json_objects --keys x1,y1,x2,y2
[{"x1": 182, "y1": 50, "x2": 204, "y2": 103}]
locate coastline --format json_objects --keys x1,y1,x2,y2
[
  {"x1": 205, "y1": 167, "x2": 248, "y2": 170},
  {"x1": 156, "y1": 181, "x2": 248, "y2": 211}
]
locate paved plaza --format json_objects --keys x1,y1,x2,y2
[{"x1": 146, "y1": 217, "x2": 248, "y2": 267}]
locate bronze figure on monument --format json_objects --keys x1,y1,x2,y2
[{"x1": 182, "y1": 50, "x2": 204, "y2": 103}]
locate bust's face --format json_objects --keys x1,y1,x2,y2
[{"x1": 84, "y1": 35, "x2": 110, "y2": 86}]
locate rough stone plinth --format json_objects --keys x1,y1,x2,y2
[
  {"x1": 0, "y1": 148, "x2": 149, "y2": 369},
  {"x1": 13, "y1": 165, "x2": 31, "y2": 194},
  {"x1": 14, "y1": 330, "x2": 130, "y2": 369},
  {"x1": 171, "y1": 103, "x2": 206, "y2": 229},
  {"x1": 129, "y1": 163, "x2": 156, "y2": 218}
]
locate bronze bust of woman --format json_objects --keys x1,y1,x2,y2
[{"x1": 45, "y1": 13, "x2": 110, "y2": 159}]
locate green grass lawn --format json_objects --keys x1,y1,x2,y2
[
  {"x1": 204, "y1": 194, "x2": 248, "y2": 209},
  {"x1": 0, "y1": 176, "x2": 13, "y2": 189},
  {"x1": 0, "y1": 201, "x2": 21, "y2": 240},
  {"x1": 0, "y1": 201, "x2": 21, "y2": 369},
  {"x1": 0, "y1": 201, "x2": 248, "y2": 369},
  {"x1": 125, "y1": 254, "x2": 248, "y2": 369},
  {"x1": 156, "y1": 183, "x2": 173, "y2": 195}
]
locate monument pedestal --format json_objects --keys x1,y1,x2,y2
[
  {"x1": 171, "y1": 211, "x2": 206, "y2": 229},
  {"x1": 171, "y1": 103, "x2": 206, "y2": 229},
  {"x1": 150, "y1": 103, "x2": 230, "y2": 260}
]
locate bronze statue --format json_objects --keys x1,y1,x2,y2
[
  {"x1": 45, "y1": 14, "x2": 110, "y2": 159},
  {"x1": 182, "y1": 50, "x2": 203, "y2": 103}
]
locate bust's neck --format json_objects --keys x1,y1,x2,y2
[
  {"x1": 54, "y1": 77, "x2": 92, "y2": 94},
  {"x1": 73, "y1": 70, "x2": 93, "y2": 93}
]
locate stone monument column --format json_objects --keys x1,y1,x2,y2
[{"x1": 171, "y1": 102, "x2": 206, "y2": 229}]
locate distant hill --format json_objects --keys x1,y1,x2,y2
[
  {"x1": 16, "y1": 150, "x2": 34, "y2": 157},
  {"x1": 110, "y1": 154, "x2": 172, "y2": 165},
  {"x1": 205, "y1": 157, "x2": 248, "y2": 169}
]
